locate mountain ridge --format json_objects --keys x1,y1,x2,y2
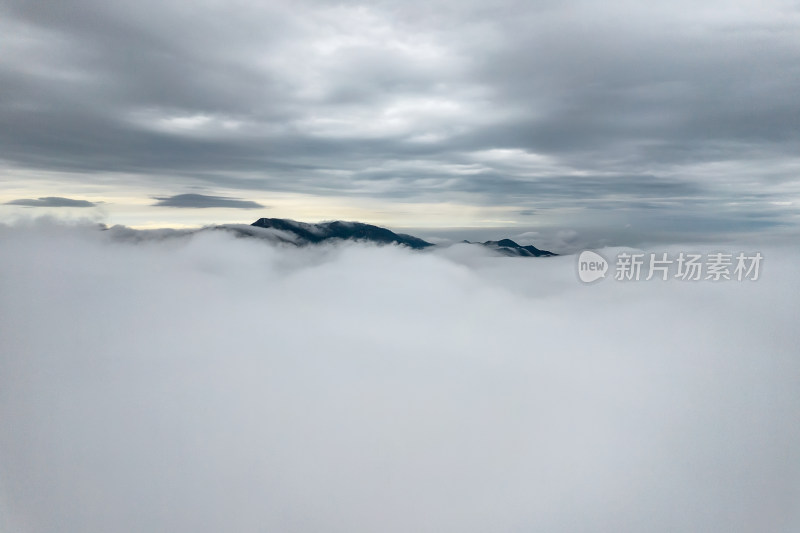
[
  {"x1": 250, "y1": 217, "x2": 434, "y2": 249},
  {"x1": 232, "y1": 217, "x2": 557, "y2": 257}
]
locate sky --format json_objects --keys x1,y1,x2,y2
[
  {"x1": 1, "y1": 221, "x2": 799, "y2": 532},
  {"x1": 1, "y1": 0, "x2": 799, "y2": 238}
]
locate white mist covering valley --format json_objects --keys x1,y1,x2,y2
[{"x1": 1, "y1": 221, "x2": 798, "y2": 532}]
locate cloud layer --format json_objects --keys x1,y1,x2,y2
[
  {"x1": 1, "y1": 221, "x2": 798, "y2": 532},
  {"x1": 152, "y1": 193, "x2": 264, "y2": 209},
  {"x1": 5, "y1": 196, "x2": 96, "y2": 207},
  {"x1": 1, "y1": 0, "x2": 799, "y2": 230}
]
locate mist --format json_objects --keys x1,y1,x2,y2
[{"x1": 1, "y1": 220, "x2": 798, "y2": 533}]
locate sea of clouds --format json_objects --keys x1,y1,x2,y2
[{"x1": 1, "y1": 220, "x2": 798, "y2": 533}]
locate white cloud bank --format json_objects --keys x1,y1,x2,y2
[{"x1": 1, "y1": 220, "x2": 799, "y2": 533}]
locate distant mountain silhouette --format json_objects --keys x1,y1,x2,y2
[
  {"x1": 474, "y1": 238, "x2": 557, "y2": 257},
  {"x1": 217, "y1": 218, "x2": 556, "y2": 257},
  {"x1": 250, "y1": 218, "x2": 434, "y2": 249}
]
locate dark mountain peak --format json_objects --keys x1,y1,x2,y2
[
  {"x1": 251, "y1": 218, "x2": 433, "y2": 249},
  {"x1": 480, "y1": 238, "x2": 556, "y2": 257},
  {"x1": 251, "y1": 218, "x2": 327, "y2": 243}
]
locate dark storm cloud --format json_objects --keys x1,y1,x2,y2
[
  {"x1": 6, "y1": 197, "x2": 96, "y2": 207},
  {"x1": 152, "y1": 194, "x2": 264, "y2": 209},
  {"x1": 1, "y1": 0, "x2": 799, "y2": 231}
]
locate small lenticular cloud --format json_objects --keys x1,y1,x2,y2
[
  {"x1": 5, "y1": 197, "x2": 96, "y2": 208},
  {"x1": 152, "y1": 193, "x2": 264, "y2": 209}
]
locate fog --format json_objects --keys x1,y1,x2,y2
[{"x1": 1, "y1": 220, "x2": 798, "y2": 533}]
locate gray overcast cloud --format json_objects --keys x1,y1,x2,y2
[{"x1": 1, "y1": 0, "x2": 799, "y2": 232}]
